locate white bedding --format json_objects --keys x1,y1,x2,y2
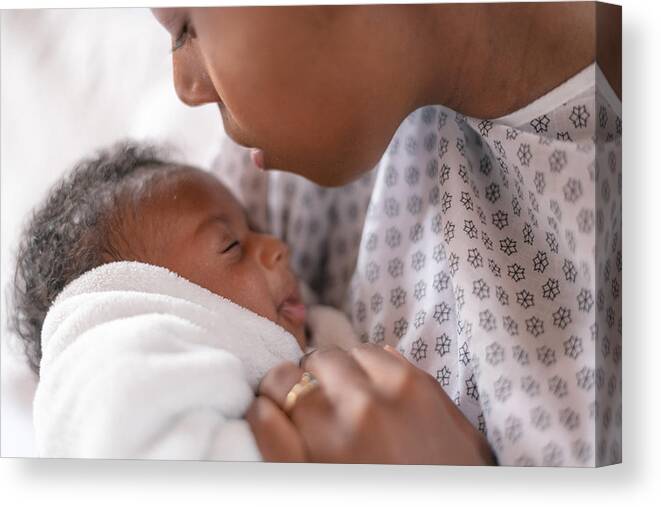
[{"x1": 0, "y1": 8, "x2": 224, "y2": 457}]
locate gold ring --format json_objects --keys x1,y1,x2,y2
[{"x1": 284, "y1": 371, "x2": 319, "y2": 413}]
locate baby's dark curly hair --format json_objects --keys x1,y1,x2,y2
[{"x1": 9, "y1": 141, "x2": 182, "y2": 375}]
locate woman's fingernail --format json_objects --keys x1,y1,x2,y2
[
  {"x1": 384, "y1": 344, "x2": 402, "y2": 356},
  {"x1": 298, "y1": 348, "x2": 318, "y2": 367}
]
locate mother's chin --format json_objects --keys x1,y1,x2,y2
[
  {"x1": 223, "y1": 117, "x2": 389, "y2": 188},
  {"x1": 269, "y1": 149, "x2": 378, "y2": 187}
]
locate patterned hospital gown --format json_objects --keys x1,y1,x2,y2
[{"x1": 211, "y1": 64, "x2": 621, "y2": 467}]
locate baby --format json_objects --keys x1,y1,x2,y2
[{"x1": 11, "y1": 141, "x2": 357, "y2": 460}]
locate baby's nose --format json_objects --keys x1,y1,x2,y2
[{"x1": 260, "y1": 235, "x2": 289, "y2": 269}]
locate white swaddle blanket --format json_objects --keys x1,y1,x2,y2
[{"x1": 34, "y1": 261, "x2": 357, "y2": 460}]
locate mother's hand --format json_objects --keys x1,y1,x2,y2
[{"x1": 253, "y1": 344, "x2": 495, "y2": 465}]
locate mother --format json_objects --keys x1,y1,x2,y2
[{"x1": 152, "y1": 3, "x2": 621, "y2": 466}]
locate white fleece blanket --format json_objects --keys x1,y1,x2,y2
[{"x1": 34, "y1": 261, "x2": 355, "y2": 460}]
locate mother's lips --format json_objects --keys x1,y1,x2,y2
[{"x1": 250, "y1": 148, "x2": 265, "y2": 170}]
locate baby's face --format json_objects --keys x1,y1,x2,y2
[{"x1": 126, "y1": 168, "x2": 307, "y2": 349}]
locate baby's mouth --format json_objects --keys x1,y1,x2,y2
[{"x1": 278, "y1": 287, "x2": 306, "y2": 326}]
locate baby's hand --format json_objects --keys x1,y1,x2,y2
[{"x1": 245, "y1": 395, "x2": 307, "y2": 462}]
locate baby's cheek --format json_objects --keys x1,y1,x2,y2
[{"x1": 229, "y1": 277, "x2": 278, "y2": 320}]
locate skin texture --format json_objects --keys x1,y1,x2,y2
[
  {"x1": 117, "y1": 168, "x2": 308, "y2": 349},
  {"x1": 150, "y1": 3, "x2": 619, "y2": 464},
  {"x1": 151, "y1": 3, "x2": 613, "y2": 186},
  {"x1": 249, "y1": 344, "x2": 494, "y2": 464}
]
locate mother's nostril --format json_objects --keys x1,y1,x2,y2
[{"x1": 172, "y1": 47, "x2": 221, "y2": 107}]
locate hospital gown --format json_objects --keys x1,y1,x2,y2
[{"x1": 212, "y1": 63, "x2": 621, "y2": 467}]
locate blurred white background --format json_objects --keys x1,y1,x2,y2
[{"x1": 1, "y1": 8, "x2": 224, "y2": 457}]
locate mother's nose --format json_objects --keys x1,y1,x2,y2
[{"x1": 172, "y1": 47, "x2": 221, "y2": 106}]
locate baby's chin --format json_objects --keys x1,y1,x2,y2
[
  {"x1": 277, "y1": 302, "x2": 308, "y2": 350},
  {"x1": 277, "y1": 314, "x2": 307, "y2": 350},
  {"x1": 289, "y1": 324, "x2": 308, "y2": 351}
]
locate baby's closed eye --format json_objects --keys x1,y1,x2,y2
[{"x1": 220, "y1": 240, "x2": 240, "y2": 254}]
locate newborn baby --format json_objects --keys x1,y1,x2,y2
[{"x1": 11, "y1": 142, "x2": 357, "y2": 459}]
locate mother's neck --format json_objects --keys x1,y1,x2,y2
[{"x1": 409, "y1": 2, "x2": 616, "y2": 119}]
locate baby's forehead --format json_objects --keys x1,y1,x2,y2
[
  {"x1": 153, "y1": 166, "x2": 246, "y2": 220},
  {"x1": 119, "y1": 166, "x2": 246, "y2": 250}
]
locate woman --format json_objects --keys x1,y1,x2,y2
[{"x1": 152, "y1": 3, "x2": 621, "y2": 466}]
